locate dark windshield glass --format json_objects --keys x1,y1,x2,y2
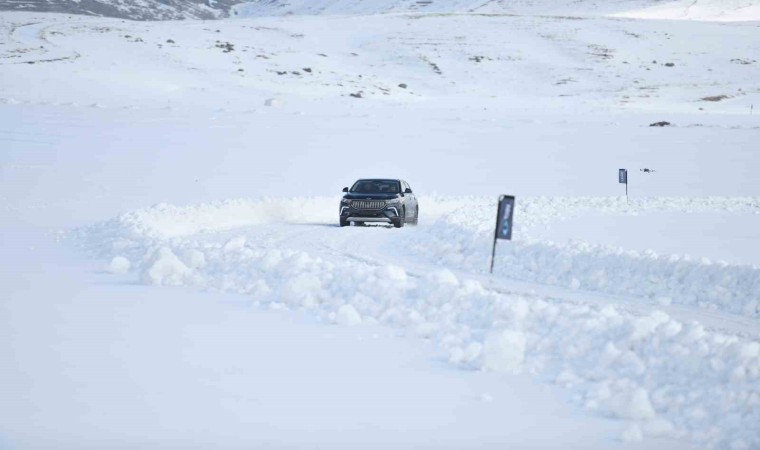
[{"x1": 350, "y1": 179, "x2": 400, "y2": 194}]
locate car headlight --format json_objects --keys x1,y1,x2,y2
[
  {"x1": 385, "y1": 204, "x2": 400, "y2": 216},
  {"x1": 341, "y1": 198, "x2": 351, "y2": 204}
]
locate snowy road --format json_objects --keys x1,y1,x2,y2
[
  {"x1": 188, "y1": 218, "x2": 760, "y2": 337},
  {"x1": 62, "y1": 195, "x2": 759, "y2": 450}
]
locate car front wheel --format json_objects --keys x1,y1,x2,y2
[{"x1": 393, "y1": 207, "x2": 405, "y2": 228}]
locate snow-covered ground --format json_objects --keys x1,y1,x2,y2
[{"x1": 1, "y1": 3, "x2": 759, "y2": 450}]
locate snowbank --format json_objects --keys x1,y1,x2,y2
[
  {"x1": 409, "y1": 196, "x2": 760, "y2": 318},
  {"x1": 84, "y1": 197, "x2": 337, "y2": 240},
  {"x1": 106, "y1": 256, "x2": 131, "y2": 274}
]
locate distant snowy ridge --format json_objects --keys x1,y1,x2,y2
[
  {"x1": 0, "y1": 0, "x2": 238, "y2": 20},
  {"x1": 3, "y1": 0, "x2": 759, "y2": 21},
  {"x1": 74, "y1": 195, "x2": 760, "y2": 450},
  {"x1": 231, "y1": 0, "x2": 760, "y2": 21}
]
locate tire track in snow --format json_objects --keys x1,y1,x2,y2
[
  {"x1": 1, "y1": 20, "x2": 80, "y2": 65},
  {"x1": 280, "y1": 222, "x2": 760, "y2": 338},
  {"x1": 184, "y1": 218, "x2": 760, "y2": 338}
]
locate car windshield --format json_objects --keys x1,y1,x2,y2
[{"x1": 350, "y1": 179, "x2": 400, "y2": 194}]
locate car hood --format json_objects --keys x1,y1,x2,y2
[{"x1": 343, "y1": 193, "x2": 400, "y2": 201}]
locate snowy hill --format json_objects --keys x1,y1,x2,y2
[
  {"x1": 2, "y1": 11, "x2": 759, "y2": 117},
  {"x1": 0, "y1": 0, "x2": 239, "y2": 20}
]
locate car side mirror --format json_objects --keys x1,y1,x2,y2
[
  {"x1": 342, "y1": 187, "x2": 348, "y2": 192},
  {"x1": 404, "y1": 188, "x2": 413, "y2": 194}
]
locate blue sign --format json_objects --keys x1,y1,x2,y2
[
  {"x1": 619, "y1": 168, "x2": 628, "y2": 184},
  {"x1": 495, "y1": 195, "x2": 515, "y2": 240}
]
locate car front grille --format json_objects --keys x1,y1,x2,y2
[{"x1": 352, "y1": 200, "x2": 386, "y2": 210}]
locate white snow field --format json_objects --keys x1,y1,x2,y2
[{"x1": 2, "y1": 2, "x2": 760, "y2": 450}]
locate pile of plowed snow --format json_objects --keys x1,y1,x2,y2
[
  {"x1": 410, "y1": 196, "x2": 760, "y2": 317},
  {"x1": 74, "y1": 195, "x2": 760, "y2": 450},
  {"x1": 78, "y1": 196, "x2": 760, "y2": 317}
]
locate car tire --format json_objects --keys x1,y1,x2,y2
[
  {"x1": 339, "y1": 218, "x2": 348, "y2": 227},
  {"x1": 413, "y1": 205, "x2": 419, "y2": 225},
  {"x1": 394, "y1": 207, "x2": 405, "y2": 228}
]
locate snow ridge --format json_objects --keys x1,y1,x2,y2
[
  {"x1": 0, "y1": 0, "x2": 237, "y2": 20},
  {"x1": 411, "y1": 197, "x2": 760, "y2": 318},
  {"x1": 79, "y1": 196, "x2": 760, "y2": 318}
]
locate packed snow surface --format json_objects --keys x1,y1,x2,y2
[{"x1": 2, "y1": 4, "x2": 759, "y2": 450}]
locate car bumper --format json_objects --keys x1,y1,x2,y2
[
  {"x1": 340, "y1": 205, "x2": 400, "y2": 223},
  {"x1": 345, "y1": 216, "x2": 392, "y2": 223}
]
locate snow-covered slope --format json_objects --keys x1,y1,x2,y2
[
  {"x1": 0, "y1": 0, "x2": 241, "y2": 20},
  {"x1": 2, "y1": 12, "x2": 759, "y2": 114},
  {"x1": 614, "y1": 0, "x2": 760, "y2": 22}
]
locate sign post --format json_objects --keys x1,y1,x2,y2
[
  {"x1": 490, "y1": 195, "x2": 515, "y2": 274},
  {"x1": 619, "y1": 168, "x2": 628, "y2": 203}
]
